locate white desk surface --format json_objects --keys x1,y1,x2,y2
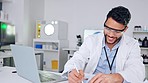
[
  {"x1": 0, "y1": 66, "x2": 31, "y2": 83},
  {"x1": 1, "y1": 67, "x2": 148, "y2": 83},
  {"x1": 0, "y1": 66, "x2": 68, "y2": 83}
]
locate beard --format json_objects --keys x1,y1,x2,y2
[{"x1": 104, "y1": 34, "x2": 122, "y2": 45}]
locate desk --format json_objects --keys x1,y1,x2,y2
[
  {"x1": 0, "y1": 66, "x2": 68, "y2": 83},
  {"x1": 62, "y1": 48, "x2": 78, "y2": 60},
  {"x1": 0, "y1": 51, "x2": 12, "y2": 67},
  {"x1": 0, "y1": 50, "x2": 44, "y2": 70},
  {"x1": 0, "y1": 66, "x2": 31, "y2": 83}
]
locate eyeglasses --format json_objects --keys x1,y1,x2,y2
[{"x1": 104, "y1": 24, "x2": 126, "y2": 35}]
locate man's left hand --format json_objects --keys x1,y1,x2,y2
[{"x1": 89, "y1": 73, "x2": 124, "y2": 83}]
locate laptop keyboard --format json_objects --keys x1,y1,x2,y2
[{"x1": 39, "y1": 70, "x2": 66, "y2": 82}]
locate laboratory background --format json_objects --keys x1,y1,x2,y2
[{"x1": 0, "y1": 0, "x2": 148, "y2": 83}]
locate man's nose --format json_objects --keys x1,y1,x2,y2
[{"x1": 108, "y1": 30, "x2": 116, "y2": 36}]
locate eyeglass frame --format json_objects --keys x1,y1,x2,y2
[{"x1": 104, "y1": 24, "x2": 127, "y2": 34}]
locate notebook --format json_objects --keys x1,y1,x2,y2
[{"x1": 10, "y1": 44, "x2": 67, "y2": 83}]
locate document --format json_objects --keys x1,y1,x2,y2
[
  {"x1": 83, "y1": 73, "x2": 95, "y2": 83},
  {"x1": 39, "y1": 70, "x2": 67, "y2": 82}
]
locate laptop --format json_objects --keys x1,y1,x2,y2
[{"x1": 10, "y1": 44, "x2": 67, "y2": 83}]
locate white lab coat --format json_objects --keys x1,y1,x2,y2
[{"x1": 63, "y1": 32, "x2": 145, "y2": 83}]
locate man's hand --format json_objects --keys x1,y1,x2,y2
[
  {"x1": 89, "y1": 73, "x2": 124, "y2": 83},
  {"x1": 68, "y1": 69, "x2": 84, "y2": 83}
]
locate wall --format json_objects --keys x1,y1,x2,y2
[
  {"x1": 2, "y1": 0, "x2": 148, "y2": 48},
  {"x1": 2, "y1": 0, "x2": 44, "y2": 46},
  {"x1": 28, "y1": 0, "x2": 45, "y2": 46},
  {"x1": 3, "y1": 0, "x2": 25, "y2": 45},
  {"x1": 44, "y1": 0, "x2": 148, "y2": 48}
]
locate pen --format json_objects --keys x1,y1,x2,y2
[{"x1": 74, "y1": 63, "x2": 84, "y2": 83}]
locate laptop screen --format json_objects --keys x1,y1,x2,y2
[{"x1": 10, "y1": 45, "x2": 41, "y2": 83}]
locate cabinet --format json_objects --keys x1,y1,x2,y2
[
  {"x1": 0, "y1": 0, "x2": 13, "y2": 23},
  {"x1": 0, "y1": 5, "x2": 12, "y2": 24},
  {"x1": 0, "y1": 58, "x2": 3, "y2": 67},
  {"x1": 33, "y1": 39, "x2": 68, "y2": 72},
  {"x1": 0, "y1": 50, "x2": 14, "y2": 67}
]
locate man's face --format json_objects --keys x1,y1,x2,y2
[{"x1": 104, "y1": 17, "x2": 127, "y2": 44}]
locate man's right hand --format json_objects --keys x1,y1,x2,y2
[{"x1": 68, "y1": 69, "x2": 84, "y2": 83}]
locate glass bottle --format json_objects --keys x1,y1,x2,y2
[
  {"x1": 138, "y1": 38, "x2": 142, "y2": 47},
  {"x1": 142, "y1": 37, "x2": 148, "y2": 47}
]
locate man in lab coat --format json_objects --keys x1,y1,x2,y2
[{"x1": 62, "y1": 6, "x2": 145, "y2": 83}]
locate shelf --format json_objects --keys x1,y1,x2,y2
[
  {"x1": 62, "y1": 48, "x2": 78, "y2": 51},
  {"x1": 0, "y1": 51, "x2": 12, "y2": 59},
  {"x1": 33, "y1": 39, "x2": 59, "y2": 43},
  {"x1": 145, "y1": 64, "x2": 148, "y2": 67},
  {"x1": 0, "y1": 0, "x2": 13, "y2": 3},
  {"x1": 141, "y1": 47, "x2": 148, "y2": 50},
  {"x1": 35, "y1": 49, "x2": 58, "y2": 52},
  {"x1": 133, "y1": 31, "x2": 148, "y2": 33},
  {"x1": 0, "y1": 19, "x2": 11, "y2": 24}
]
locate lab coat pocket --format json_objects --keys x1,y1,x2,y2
[{"x1": 116, "y1": 58, "x2": 127, "y2": 72}]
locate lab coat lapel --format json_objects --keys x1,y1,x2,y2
[
  {"x1": 85, "y1": 33, "x2": 104, "y2": 73},
  {"x1": 116, "y1": 35, "x2": 128, "y2": 72},
  {"x1": 91, "y1": 37, "x2": 103, "y2": 73}
]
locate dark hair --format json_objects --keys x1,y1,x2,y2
[{"x1": 106, "y1": 6, "x2": 131, "y2": 26}]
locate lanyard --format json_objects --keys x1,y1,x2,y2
[{"x1": 103, "y1": 47, "x2": 119, "y2": 74}]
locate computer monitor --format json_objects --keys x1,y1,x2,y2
[{"x1": 0, "y1": 22, "x2": 15, "y2": 48}]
